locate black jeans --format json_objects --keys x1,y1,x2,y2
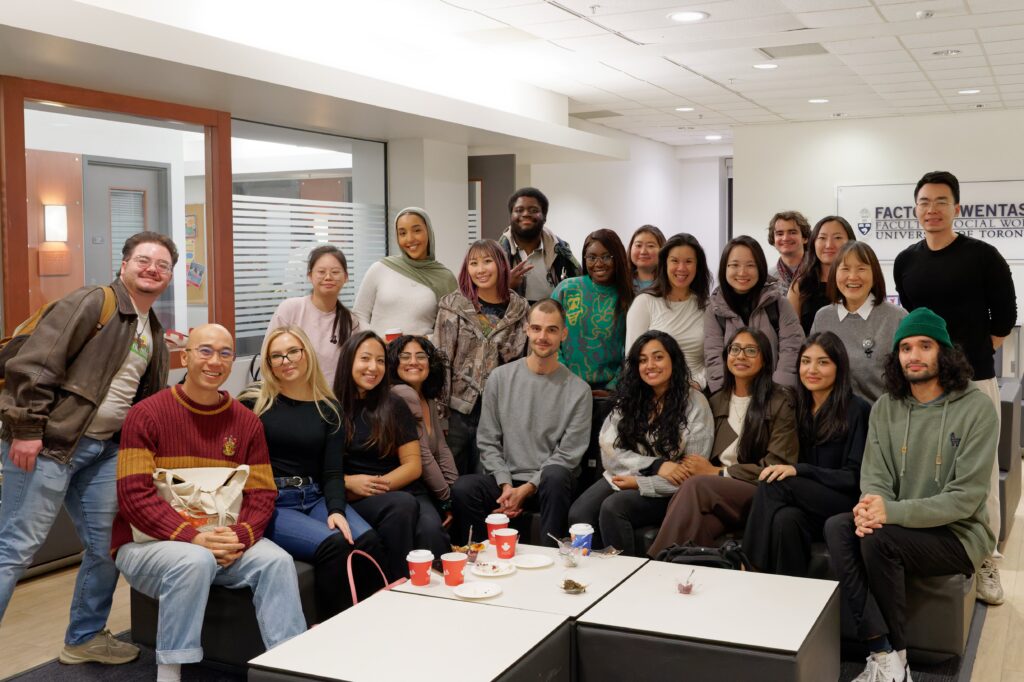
[
  {"x1": 451, "y1": 466, "x2": 574, "y2": 548},
  {"x1": 823, "y1": 513, "x2": 974, "y2": 650},
  {"x1": 446, "y1": 402, "x2": 481, "y2": 476},
  {"x1": 743, "y1": 477, "x2": 857, "y2": 577},
  {"x1": 350, "y1": 490, "x2": 450, "y2": 581},
  {"x1": 568, "y1": 478, "x2": 669, "y2": 557}
]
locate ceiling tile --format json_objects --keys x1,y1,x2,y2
[
  {"x1": 876, "y1": 0, "x2": 969, "y2": 22},
  {"x1": 988, "y1": 52, "x2": 1024, "y2": 65},
  {"x1": 901, "y1": 29, "x2": 978, "y2": 48},
  {"x1": 919, "y1": 56, "x2": 990, "y2": 70},
  {"x1": 985, "y1": 39, "x2": 1024, "y2": 55},
  {"x1": 824, "y1": 36, "x2": 904, "y2": 54},
  {"x1": 523, "y1": 19, "x2": 605, "y2": 40},
  {"x1": 838, "y1": 50, "x2": 916, "y2": 65},
  {"x1": 909, "y1": 45, "x2": 985, "y2": 61},
  {"x1": 481, "y1": 2, "x2": 572, "y2": 24},
  {"x1": 794, "y1": 6, "x2": 885, "y2": 28},
  {"x1": 978, "y1": 25, "x2": 1024, "y2": 41},
  {"x1": 966, "y1": 0, "x2": 1024, "y2": 13}
]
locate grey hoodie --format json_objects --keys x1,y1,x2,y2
[{"x1": 861, "y1": 385, "x2": 997, "y2": 569}]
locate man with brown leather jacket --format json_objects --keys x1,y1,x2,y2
[{"x1": 0, "y1": 231, "x2": 174, "y2": 665}]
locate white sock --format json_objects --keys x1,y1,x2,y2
[
  {"x1": 897, "y1": 648, "x2": 907, "y2": 666},
  {"x1": 157, "y1": 663, "x2": 181, "y2": 682}
]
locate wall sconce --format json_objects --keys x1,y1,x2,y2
[{"x1": 44, "y1": 205, "x2": 68, "y2": 242}]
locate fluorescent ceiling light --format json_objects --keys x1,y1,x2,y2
[
  {"x1": 752, "y1": 63, "x2": 778, "y2": 70},
  {"x1": 808, "y1": 98, "x2": 829, "y2": 104},
  {"x1": 958, "y1": 89, "x2": 981, "y2": 94},
  {"x1": 675, "y1": 106, "x2": 695, "y2": 112},
  {"x1": 705, "y1": 134, "x2": 722, "y2": 141},
  {"x1": 667, "y1": 10, "x2": 709, "y2": 23}
]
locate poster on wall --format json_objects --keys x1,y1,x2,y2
[{"x1": 837, "y1": 180, "x2": 1024, "y2": 261}]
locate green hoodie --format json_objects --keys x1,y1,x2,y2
[{"x1": 861, "y1": 385, "x2": 997, "y2": 569}]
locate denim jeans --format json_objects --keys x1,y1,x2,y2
[
  {"x1": 267, "y1": 482, "x2": 373, "y2": 560},
  {"x1": 115, "y1": 538, "x2": 306, "y2": 664},
  {"x1": 0, "y1": 437, "x2": 119, "y2": 645}
]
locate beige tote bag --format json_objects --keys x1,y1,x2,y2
[{"x1": 131, "y1": 465, "x2": 250, "y2": 543}]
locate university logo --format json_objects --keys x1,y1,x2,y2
[{"x1": 858, "y1": 208, "x2": 871, "y2": 236}]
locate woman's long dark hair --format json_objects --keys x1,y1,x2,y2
[
  {"x1": 794, "y1": 216, "x2": 855, "y2": 310},
  {"x1": 308, "y1": 245, "x2": 354, "y2": 345},
  {"x1": 582, "y1": 229, "x2": 634, "y2": 320},
  {"x1": 717, "y1": 236, "x2": 768, "y2": 325},
  {"x1": 721, "y1": 327, "x2": 778, "y2": 462},
  {"x1": 386, "y1": 335, "x2": 447, "y2": 401},
  {"x1": 882, "y1": 343, "x2": 974, "y2": 401},
  {"x1": 612, "y1": 331, "x2": 693, "y2": 458},
  {"x1": 646, "y1": 233, "x2": 712, "y2": 311},
  {"x1": 796, "y1": 332, "x2": 851, "y2": 446},
  {"x1": 333, "y1": 330, "x2": 400, "y2": 456}
]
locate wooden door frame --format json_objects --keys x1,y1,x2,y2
[{"x1": 0, "y1": 76, "x2": 234, "y2": 344}]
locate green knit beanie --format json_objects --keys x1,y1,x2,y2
[{"x1": 892, "y1": 307, "x2": 953, "y2": 350}]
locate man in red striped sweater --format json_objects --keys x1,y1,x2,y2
[{"x1": 112, "y1": 324, "x2": 305, "y2": 682}]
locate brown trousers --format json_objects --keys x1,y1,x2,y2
[{"x1": 648, "y1": 475, "x2": 757, "y2": 556}]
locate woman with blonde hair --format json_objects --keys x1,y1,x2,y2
[{"x1": 240, "y1": 325, "x2": 377, "y2": 620}]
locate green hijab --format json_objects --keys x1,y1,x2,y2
[{"x1": 381, "y1": 207, "x2": 458, "y2": 302}]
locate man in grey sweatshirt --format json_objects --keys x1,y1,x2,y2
[
  {"x1": 451, "y1": 299, "x2": 592, "y2": 548},
  {"x1": 824, "y1": 308, "x2": 997, "y2": 682}
]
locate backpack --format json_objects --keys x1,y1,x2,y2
[
  {"x1": 0, "y1": 286, "x2": 118, "y2": 391},
  {"x1": 715, "y1": 300, "x2": 780, "y2": 338},
  {"x1": 652, "y1": 540, "x2": 753, "y2": 571}
]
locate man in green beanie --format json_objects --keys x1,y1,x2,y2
[{"x1": 824, "y1": 307, "x2": 996, "y2": 682}]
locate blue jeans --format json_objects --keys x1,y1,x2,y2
[
  {"x1": 115, "y1": 538, "x2": 306, "y2": 664},
  {"x1": 0, "y1": 437, "x2": 119, "y2": 645},
  {"x1": 267, "y1": 483, "x2": 372, "y2": 560}
]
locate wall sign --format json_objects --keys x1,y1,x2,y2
[{"x1": 837, "y1": 180, "x2": 1024, "y2": 261}]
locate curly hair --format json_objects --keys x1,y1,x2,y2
[
  {"x1": 881, "y1": 342, "x2": 974, "y2": 400},
  {"x1": 795, "y1": 332, "x2": 851, "y2": 446},
  {"x1": 721, "y1": 327, "x2": 779, "y2": 461},
  {"x1": 611, "y1": 331, "x2": 693, "y2": 459},
  {"x1": 386, "y1": 335, "x2": 448, "y2": 401}
]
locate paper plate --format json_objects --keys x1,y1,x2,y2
[
  {"x1": 512, "y1": 554, "x2": 554, "y2": 569},
  {"x1": 453, "y1": 582, "x2": 502, "y2": 599},
  {"x1": 471, "y1": 561, "x2": 517, "y2": 577}
]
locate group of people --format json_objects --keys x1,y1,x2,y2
[{"x1": 0, "y1": 171, "x2": 1015, "y2": 682}]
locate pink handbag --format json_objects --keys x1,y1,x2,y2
[{"x1": 347, "y1": 549, "x2": 407, "y2": 605}]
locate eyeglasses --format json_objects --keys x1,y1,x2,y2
[
  {"x1": 129, "y1": 255, "x2": 173, "y2": 274},
  {"x1": 269, "y1": 348, "x2": 304, "y2": 366},
  {"x1": 915, "y1": 199, "x2": 953, "y2": 210},
  {"x1": 727, "y1": 344, "x2": 760, "y2": 358},
  {"x1": 512, "y1": 206, "x2": 542, "y2": 216},
  {"x1": 585, "y1": 254, "x2": 614, "y2": 265},
  {"x1": 399, "y1": 352, "x2": 429, "y2": 362},
  {"x1": 312, "y1": 269, "x2": 345, "y2": 280},
  {"x1": 186, "y1": 345, "x2": 236, "y2": 361}
]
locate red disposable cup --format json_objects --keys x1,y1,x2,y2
[
  {"x1": 407, "y1": 549, "x2": 433, "y2": 586},
  {"x1": 485, "y1": 513, "x2": 509, "y2": 544},
  {"x1": 493, "y1": 528, "x2": 519, "y2": 559},
  {"x1": 441, "y1": 552, "x2": 468, "y2": 586},
  {"x1": 385, "y1": 328, "x2": 402, "y2": 343}
]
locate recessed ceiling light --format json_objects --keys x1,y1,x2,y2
[
  {"x1": 932, "y1": 49, "x2": 961, "y2": 57},
  {"x1": 705, "y1": 134, "x2": 722, "y2": 141},
  {"x1": 667, "y1": 10, "x2": 709, "y2": 23},
  {"x1": 808, "y1": 98, "x2": 829, "y2": 104},
  {"x1": 753, "y1": 63, "x2": 778, "y2": 70},
  {"x1": 916, "y1": 10, "x2": 935, "y2": 20},
  {"x1": 958, "y1": 88, "x2": 981, "y2": 94},
  {"x1": 675, "y1": 106, "x2": 695, "y2": 112}
]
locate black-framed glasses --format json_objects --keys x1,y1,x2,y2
[
  {"x1": 269, "y1": 348, "x2": 304, "y2": 366},
  {"x1": 727, "y1": 344, "x2": 760, "y2": 358},
  {"x1": 186, "y1": 345, "x2": 236, "y2": 361},
  {"x1": 585, "y1": 254, "x2": 614, "y2": 265},
  {"x1": 130, "y1": 255, "x2": 173, "y2": 274},
  {"x1": 398, "y1": 352, "x2": 429, "y2": 362}
]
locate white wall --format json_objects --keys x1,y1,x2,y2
[
  {"x1": 530, "y1": 121, "x2": 726, "y2": 264},
  {"x1": 732, "y1": 108, "x2": 1024, "y2": 325}
]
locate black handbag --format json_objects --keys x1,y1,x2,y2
[{"x1": 653, "y1": 540, "x2": 753, "y2": 571}]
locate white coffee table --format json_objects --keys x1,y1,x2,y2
[
  {"x1": 576, "y1": 561, "x2": 840, "y2": 682},
  {"x1": 248, "y1": 590, "x2": 571, "y2": 682},
  {"x1": 393, "y1": 542, "x2": 647, "y2": 618}
]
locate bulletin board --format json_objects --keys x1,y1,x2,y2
[{"x1": 185, "y1": 204, "x2": 208, "y2": 304}]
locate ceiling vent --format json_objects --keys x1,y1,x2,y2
[
  {"x1": 572, "y1": 110, "x2": 621, "y2": 119},
  {"x1": 756, "y1": 43, "x2": 828, "y2": 59}
]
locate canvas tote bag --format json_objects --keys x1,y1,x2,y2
[{"x1": 131, "y1": 465, "x2": 250, "y2": 543}]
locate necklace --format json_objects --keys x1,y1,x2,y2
[{"x1": 135, "y1": 315, "x2": 149, "y2": 354}]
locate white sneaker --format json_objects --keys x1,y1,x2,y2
[
  {"x1": 977, "y1": 557, "x2": 1005, "y2": 605},
  {"x1": 850, "y1": 650, "x2": 905, "y2": 682}
]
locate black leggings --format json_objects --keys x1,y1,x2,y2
[{"x1": 568, "y1": 478, "x2": 669, "y2": 557}]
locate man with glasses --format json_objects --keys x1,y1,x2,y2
[
  {"x1": 452, "y1": 299, "x2": 592, "y2": 547},
  {"x1": 499, "y1": 187, "x2": 581, "y2": 303},
  {"x1": 893, "y1": 170, "x2": 1016, "y2": 606},
  {"x1": 112, "y1": 324, "x2": 305, "y2": 682},
  {"x1": 0, "y1": 231, "x2": 175, "y2": 664}
]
